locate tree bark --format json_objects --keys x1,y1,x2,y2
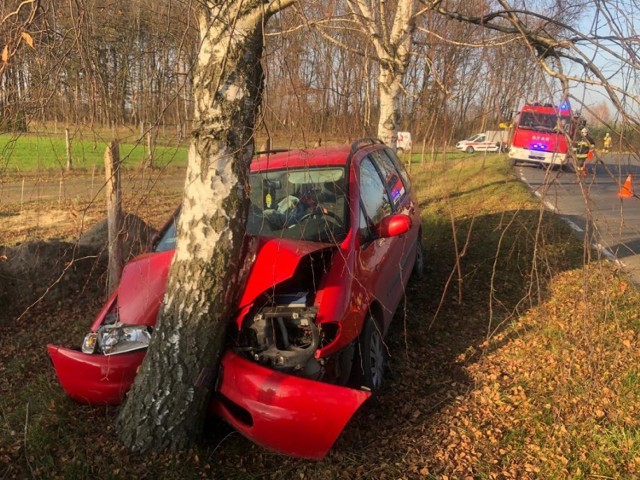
[
  {"x1": 117, "y1": 0, "x2": 293, "y2": 452},
  {"x1": 65, "y1": 128, "x2": 72, "y2": 172},
  {"x1": 347, "y1": 0, "x2": 417, "y2": 148},
  {"x1": 104, "y1": 140, "x2": 123, "y2": 296},
  {"x1": 377, "y1": 68, "x2": 403, "y2": 147}
]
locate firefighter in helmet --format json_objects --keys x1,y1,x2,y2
[{"x1": 573, "y1": 127, "x2": 596, "y2": 175}]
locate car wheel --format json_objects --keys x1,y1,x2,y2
[
  {"x1": 352, "y1": 315, "x2": 386, "y2": 393},
  {"x1": 465, "y1": 146, "x2": 474, "y2": 154},
  {"x1": 510, "y1": 157, "x2": 517, "y2": 167},
  {"x1": 412, "y1": 236, "x2": 425, "y2": 279}
]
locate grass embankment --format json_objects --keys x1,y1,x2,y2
[
  {"x1": 1, "y1": 152, "x2": 639, "y2": 478},
  {"x1": 0, "y1": 132, "x2": 188, "y2": 172}
]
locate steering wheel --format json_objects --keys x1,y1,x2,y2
[{"x1": 297, "y1": 207, "x2": 344, "y2": 227}]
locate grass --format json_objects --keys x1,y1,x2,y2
[
  {"x1": 2, "y1": 152, "x2": 640, "y2": 478},
  {"x1": 0, "y1": 129, "x2": 470, "y2": 174},
  {"x1": 0, "y1": 132, "x2": 188, "y2": 172}
]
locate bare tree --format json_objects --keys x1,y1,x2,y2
[
  {"x1": 116, "y1": 0, "x2": 294, "y2": 452},
  {"x1": 307, "y1": 0, "x2": 420, "y2": 147},
  {"x1": 432, "y1": 0, "x2": 640, "y2": 135}
]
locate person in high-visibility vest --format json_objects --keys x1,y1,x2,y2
[
  {"x1": 603, "y1": 133, "x2": 612, "y2": 152},
  {"x1": 574, "y1": 127, "x2": 596, "y2": 175}
]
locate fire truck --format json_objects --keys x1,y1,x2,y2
[{"x1": 508, "y1": 101, "x2": 576, "y2": 168}]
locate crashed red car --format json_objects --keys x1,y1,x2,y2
[{"x1": 48, "y1": 138, "x2": 424, "y2": 459}]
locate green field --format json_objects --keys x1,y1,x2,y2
[
  {"x1": 0, "y1": 131, "x2": 478, "y2": 173},
  {"x1": 0, "y1": 133, "x2": 188, "y2": 172}
]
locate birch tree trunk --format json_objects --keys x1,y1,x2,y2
[
  {"x1": 347, "y1": 0, "x2": 416, "y2": 149},
  {"x1": 377, "y1": 67, "x2": 403, "y2": 147},
  {"x1": 117, "y1": 0, "x2": 294, "y2": 452}
]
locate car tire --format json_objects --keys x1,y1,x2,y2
[
  {"x1": 510, "y1": 157, "x2": 517, "y2": 167},
  {"x1": 351, "y1": 315, "x2": 386, "y2": 393},
  {"x1": 412, "y1": 236, "x2": 425, "y2": 279},
  {"x1": 465, "y1": 146, "x2": 474, "y2": 154}
]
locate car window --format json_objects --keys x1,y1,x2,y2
[
  {"x1": 247, "y1": 167, "x2": 347, "y2": 243},
  {"x1": 383, "y1": 148, "x2": 412, "y2": 192},
  {"x1": 371, "y1": 149, "x2": 407, "y2": 207},
  {"x1": 360, "y1": 157, "x2": 392, "y2": 227},
  {"x1": 155, "y1": 214, "x2": 179, "y2": 252},
  {"x1": 359, "y1": 207, "x2": 370, "y2": 240}
]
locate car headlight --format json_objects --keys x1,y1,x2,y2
[
  {"x1": 82, "y1": 332, "x2": 99, "y2": 354},
  {"x1": 95, "y1": 324, "x2": 153, "y2": 355}
]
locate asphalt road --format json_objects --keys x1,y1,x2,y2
[{"x1": 515, "y1": 152, "x2": 640, "y2": 283}]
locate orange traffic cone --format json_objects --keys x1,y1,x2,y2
[{"x1": 618, "y1": 174, "x2": 634, "y2": 198}]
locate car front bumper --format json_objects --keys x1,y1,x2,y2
[
  {"x1": 48, "y1": 346, "x2": 370, "y2": 459},
  {"x1": 212, "y1": 351, "x2": 370, "y2": 459},
  {"x1": 509, "y1": 146, "x2": 567, "y2": 165},
  {"x1": 47, "y1": 344, "x2": 146, "y2": 405}
]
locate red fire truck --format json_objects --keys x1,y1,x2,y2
[{"x1": 508, "y1": 101, "x2": 576, "y2": 168}]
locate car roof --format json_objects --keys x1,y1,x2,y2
[{"x1": 250, "y1": 145, "x2": 353, "y2": 173}]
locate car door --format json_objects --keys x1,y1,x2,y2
[
  {"x1": 369, "y1": 149, "x2": 417, "y2": 311},
  {"x1": 475, "y1": 134, "x2": 489, "y2": 150},
  {"x1": 356, "y1": 155, "x2": 397, "y2": 327},
  {"x1": 357, "y1": 151, "x2": 414, "y2": 330}
]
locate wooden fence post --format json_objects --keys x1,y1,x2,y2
[
  {"x1": 146, "y1": 129, "x2": 154, "y2": 169},
  {"x1": 104, "y1": 140, "x2": 123, "y2": 296},
  {"x1": 65, "y1": 128, "x2": 72, "y2": 172}
]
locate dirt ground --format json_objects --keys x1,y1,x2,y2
[{"x1": 0, "y1": 170, "x2": 184, "y2": 323}]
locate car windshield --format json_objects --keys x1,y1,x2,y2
[
  {"x1": 518, "y1": 111, "x2": 570, "y2": 133},
  {"x1": 247, "y1": 167, "x2": 348, "y2": 243},
  {"x1": 155, "y1": 212, "x2": 179, "y2": 252}
]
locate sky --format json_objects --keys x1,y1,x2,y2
[{"x1": 563, "y1": 1, "x2": 639, "y2": 124}]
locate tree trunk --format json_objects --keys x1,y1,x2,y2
[
  {"x1": 117, "y1": 0, "x2": 292, "y2": 452},
  {"x1": 377, "y1": 66, "x2": 402, "y2": 148},
  {"x1": 65, "y1": 128, "x2": 72, "y2": 172},
  {"x1": 347, "y1": 0, "x2": 416, "y2": 149},
  {"x1": 104, "y1": 141, "x2": 123, "y2": 296}
]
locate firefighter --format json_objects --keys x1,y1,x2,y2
[
  {"x1": 574, "y1": 127, "x2": 596, "y2": 176},
  {"x1": 603, "y1": 132, "x2": 612, "y2": 152}
]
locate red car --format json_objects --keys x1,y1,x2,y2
[{"x1": 48, "y1": 138, "x2": 424, "y2": 459}]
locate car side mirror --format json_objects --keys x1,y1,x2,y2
[{"x1": 375, "y1": 214, "x2": 411, "y2": 238}]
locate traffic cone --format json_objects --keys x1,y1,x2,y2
[{"x1": 618, "y1": 174, "x2": 634, "y2": 198}]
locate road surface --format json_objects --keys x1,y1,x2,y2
[{"x1": 515, "y1": 152, "x2": 640, "y2": 283}]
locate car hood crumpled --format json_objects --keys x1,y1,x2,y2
[
  {"x1": 115, "y1": 250, "x2": 174, "y2": 327},
  {"x1": 237, "y1": 236, "x2": 334, "y2": 308},
  {"x1": 113, "y1": 236, "x2": 333, "y2": 327}
]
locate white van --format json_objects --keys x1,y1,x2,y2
[
  {"x1": 396, "y1": 131, "x2": 412, "y2": 153},
  {"x1": 456, "y1": 130, "x2": 508, "y2": 153}
]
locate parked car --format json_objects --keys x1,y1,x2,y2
[
  {"x1": 47, "y1": 139, "x2": 424, "y2": 460},
  {"x1": 456, "y1": 130, "x2": 508, "y2": 153}
]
